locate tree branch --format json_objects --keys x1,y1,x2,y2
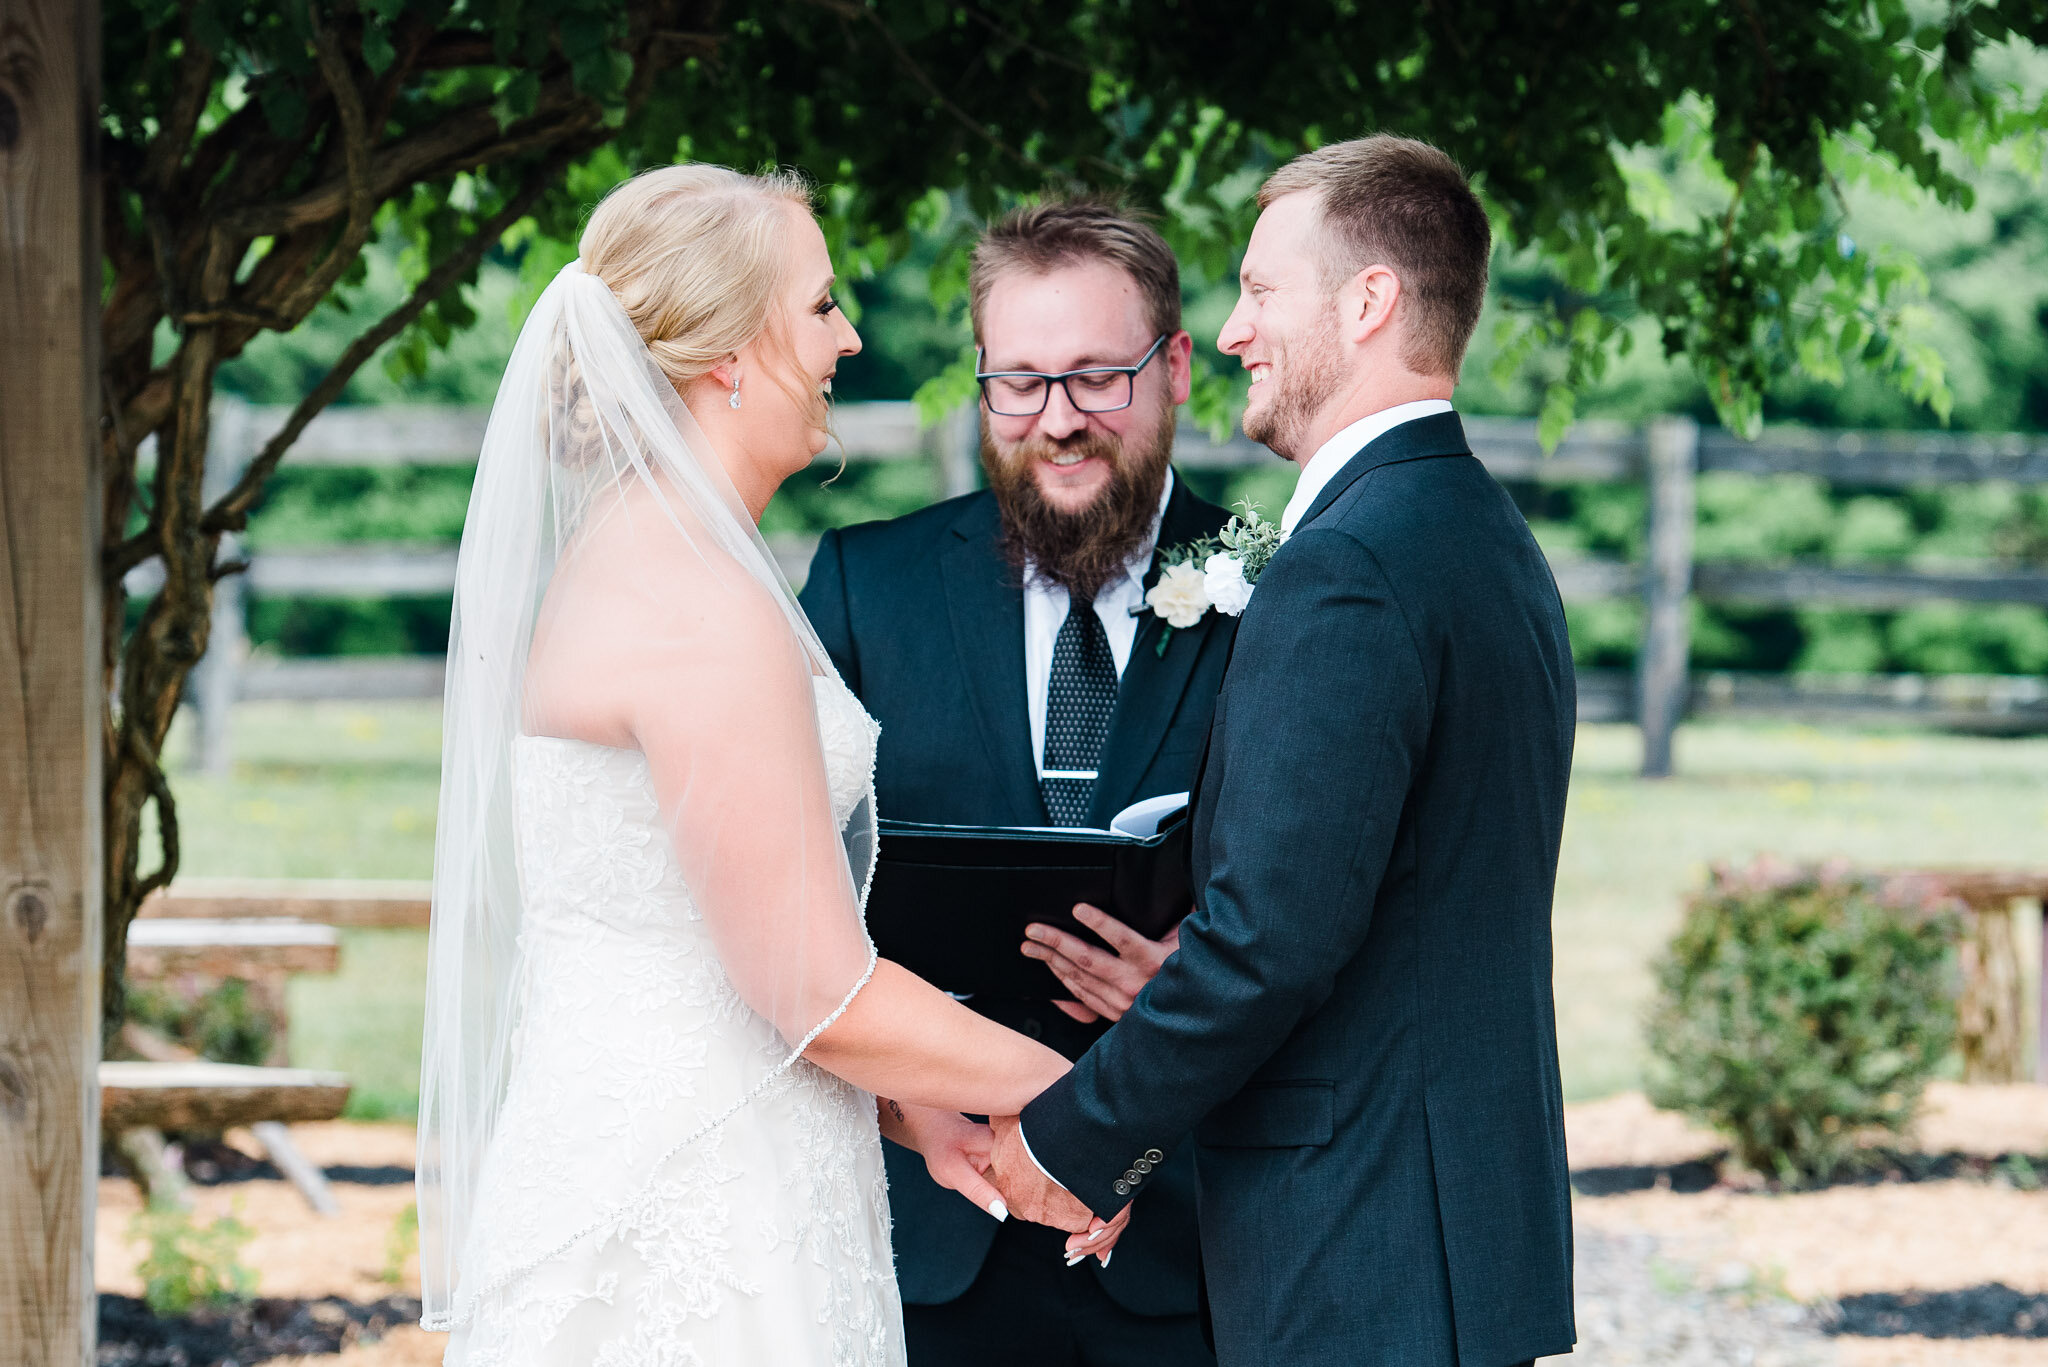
[
  {"x1": 265, "y1": 8, "x2": 380, "y2": 324},
  {"x1": 798, "y1": 0, "x2": 1054, "y2": 181},
  {"x1": 201, "y1": 145, "x2": 589, "y2": 533},
  {"x1": 141, "y1": 8, "x2": 215, "y2": 192}
]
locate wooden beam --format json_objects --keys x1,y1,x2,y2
[
  {"x1": 1694, "y1": 563, "x2": 2048, "y2": 609},
  {"x1": 1699, "y1": 427, "x2": 2048, "y2": 486},
  {"x1": 139, "y1": 878, "x2": 433, "y2": 928},
  {"x1": 0, "y1": 0, "x2": 103, "y2": 1362}
]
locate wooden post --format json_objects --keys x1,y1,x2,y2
[
  {"x1": 934, "y1": 403, "x2": 982, "y2": 500},
  {"x1": 1957, "y1": 901, "x2": 2026, "y2": 1083},
  {"x1": 190, "y1": 401, "x2": 254, "y2": 777},
  {"x1": 1637, "y1": 416, "x2": 1698, "y2": 778},
  {"x1": 2038, "y1": 899, "x2": 2047, "y2": 1085},
  {"x1": 0, "y1": 0, "x2": 105, "y2": 1362}
]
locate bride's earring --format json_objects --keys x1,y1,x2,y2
[{"x1": 728, "y1": 376, "x2": 742, "y2": 410}]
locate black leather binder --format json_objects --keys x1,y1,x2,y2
[{"x1": 867, "y1": 808, "x2": 1191, "y2": 1000}]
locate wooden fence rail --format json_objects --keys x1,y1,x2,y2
[{"x1": 142, "y1": 400, "x2": 2048, "y2": 776}]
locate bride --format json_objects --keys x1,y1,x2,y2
[{"x1": 415, "y1": 165, "x2": 1108, "y2": 1366}]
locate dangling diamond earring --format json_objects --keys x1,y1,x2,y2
[{"x1": 728, "y1": 376, "x2": 742, "y2": 410}]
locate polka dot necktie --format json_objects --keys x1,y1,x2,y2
[{"x1": 1041, "y1": 591, "x2": 1118, "y2": 825}]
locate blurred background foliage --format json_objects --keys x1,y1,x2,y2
[{"x1": 217, "y1": 102, "x2": 2048, "y2": 676}]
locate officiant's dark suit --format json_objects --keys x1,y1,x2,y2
[
  {"x1": 800, "y1": 474, "x2": 1233, "y2": 1365},
  {"x1": 1020, "y1": 412, "x2": 1578, "y2": 1366}
]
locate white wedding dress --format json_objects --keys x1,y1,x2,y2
[{"x1": 445, "y1": 674, "x2": 905, "y2": 1367}]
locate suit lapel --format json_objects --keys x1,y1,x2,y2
[
  {"x1": 938, "y1": 498, "x2": 1046, "y2": 822},
  {"x1": 1089, "y1": 477, "x2": 1229, "y2": 824}
]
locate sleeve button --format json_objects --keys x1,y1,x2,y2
[
  {"x1": 1113, "y1": 1180, "x2": 1130, "y2": 1196},
  {"x1": 1144, "y1": 1149, "x2": 1165, "y2": 1163},
  {"x1": 1133, "y1": 1158, "x2": 1153, "y2": 1173}
]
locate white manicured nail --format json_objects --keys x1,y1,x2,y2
[
  {"x1": 1064, "y1": 1254, "x2": 1085, "y2": 1267},
  {"x1": 988, "y1": 1199, "x2": 1009, "y2": 1222},
  {"x1": 1101, "y1": 1251, "x2": 1113, "y2": 1268},
  {"x1": 1087, "y1": 1227, "x2": 1104, "y2": 1242}
]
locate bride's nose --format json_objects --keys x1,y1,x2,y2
[{"x1": 836, "y1": 310, "x2": 863, "y2": 357}]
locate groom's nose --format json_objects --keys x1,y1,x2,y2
[{"x1": 1217, "y1": 296, "x2": 1253, "y2": 355}]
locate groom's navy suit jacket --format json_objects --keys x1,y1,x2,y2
[
  {"x1": 800, "y1": 476, "x2": 1235, "y2": 1318},
  {"x1": 1022, "y1": 414, "x2": 1577, "y2": 1367}
]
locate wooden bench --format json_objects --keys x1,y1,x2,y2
[
  {"x1": 126, "y1": 917, "x2": 340, "y2": 978},
  {"x1": 125, "y1": 917, "x2": 342, "y2": 1067},
  {"x1": 101, "y1": 1060, "x2": 353, "y2": 1132},
  {"x1": 101, "y1": 1060, "x2": 354, "y2": 1214}
]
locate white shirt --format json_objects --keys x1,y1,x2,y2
[
  {"x1": 1279, "y1": 400, "x2": 1454, "y2": 534},
  {"x1": 1023, "y1": 471, "x2": 1176, "y2": 778}
]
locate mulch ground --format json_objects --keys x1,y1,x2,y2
[
  {"x1": 1557, "y1": 1083, "x2": 2048, "y2": 1367},
  {"x1": 96, "y1": 1088, "x2": 2048, "y2": 1366}
]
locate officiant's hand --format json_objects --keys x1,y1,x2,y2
[{"x1": 1022, "y1": 904, "x2": 1183, "y2": 1023}]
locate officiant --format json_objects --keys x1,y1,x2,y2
[{"x1": 801, "y1": 202, "x2": 1232, "y2": 1367}]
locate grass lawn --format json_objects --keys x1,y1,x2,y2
[{"x1": 156, "y1": 701, "x2": 2048, "y2": 1115}]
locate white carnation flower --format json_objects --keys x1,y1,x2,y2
[
  {"x1": 1203, "y1": 552, "x2": 1254, "y2": 616},
  {"x1": 1145, "y1": 560, "x2": 1211, "y2": 629}
]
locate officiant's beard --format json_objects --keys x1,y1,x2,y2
[
  {"x1": 1243, "y1": 305, "x2": 1344, "y2": 462},
  {"x1": 982, "y1": 418, "x2": 1173, "y2": 601}
]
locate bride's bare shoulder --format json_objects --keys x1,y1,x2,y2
[{"x1": 524, "y1": 496, "x2": 803, "y2": 743}]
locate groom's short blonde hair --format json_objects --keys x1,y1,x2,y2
[
  {"x1": 1260, "y1": 135, "x2": 1491, "y2": 379},
  {"x1": 969, "y1": 200, "x2": 1182, "y2": 346}
]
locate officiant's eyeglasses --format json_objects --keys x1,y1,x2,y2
[{"x1": 975, "y1": 335, "x2": 1169, "y2": 417}]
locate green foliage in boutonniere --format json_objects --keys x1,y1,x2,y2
[{"x1": 1143, "y1": 504, "x2": 1288, "y2": 655}]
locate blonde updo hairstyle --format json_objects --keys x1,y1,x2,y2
[{"x1": 577, "y1": 163, "x2": 822, "y2": 428}]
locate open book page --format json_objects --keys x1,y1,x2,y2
[
  {"x1": 1004, "y1": 792, "x2": 1190, "y2": 839},
  {"x1": 1108, "y1": 791, "x2": 1190, "y2": 838}
]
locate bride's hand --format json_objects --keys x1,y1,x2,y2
[
  {"x1": 1063, "y1": 1203, "x2": 1134, "y2": 1268},
  {"x1": 878, "y1": 1100, "x2": 1009, "y2": 1223}
]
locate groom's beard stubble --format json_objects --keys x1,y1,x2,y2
[
  {"x1": 982, "y1": 414, "x2": 1173, "y2": 602},
  {"x1": 1243, "y1": 304, "x2": 1344, "y2": 463}
]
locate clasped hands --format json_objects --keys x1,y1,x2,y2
[{"x1": 888, "y1": 899, "x2": 1174, "y2": 1265}]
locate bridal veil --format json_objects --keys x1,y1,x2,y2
[{"x1": 415, "y1": 240, "x2": 878, "y2": 1330}]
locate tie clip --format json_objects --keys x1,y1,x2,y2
[{"x1": 1041, "y1": 769, "x2": 1100, "y2": 781}]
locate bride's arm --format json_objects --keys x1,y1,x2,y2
[
  {"x1": 622, "y1": 571, "x2": 1068, "y2": 1118},
  {"x1": 805, "y1": 960, "x2": 1067, "y2": 1113}
]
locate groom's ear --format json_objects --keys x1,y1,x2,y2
[{"x1": 1345, "y1": 264, "x2": 1404, "y2": 349}]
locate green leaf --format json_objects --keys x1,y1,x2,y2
[{"x1": 362, "y1": 24, "x2": 396, "y2": 76}]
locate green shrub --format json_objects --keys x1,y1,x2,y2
[
  {"x1": 130, "y1": 1202, "x2": 257, "y2": 1314},
  {"x1": 1645, "y1": 860, "x2": 1959, "y2": 1183},
  {"x1": 127, "y1": 978, "x2": 275, "y2": 1066}
]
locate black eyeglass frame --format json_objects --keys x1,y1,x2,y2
[{"x1": 974, "y1": 334, "x2": 1170, "y2": 417}]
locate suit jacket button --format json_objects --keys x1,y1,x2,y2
[
  {"x1": 1144, "y1": 1148, "x2": 1164, "y2": 1163},
  {"x1": 1123, "y1": 1170, "x2": 1141, "y2": 1184},
  {"x1": 1113, "y1": 1180, "x2": 1130, "y2": 1196},
  {"x1": 1133, "y1": 1158, "x2": 1153, "y2": 1174}
]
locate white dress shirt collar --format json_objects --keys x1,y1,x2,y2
[{"x1": 1279, "y1": 399, "x2": 1454, "y2": 534}]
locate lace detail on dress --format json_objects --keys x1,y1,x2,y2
[{"x1": 441, "y1": 675, "x2": 901, "y2": 1367}]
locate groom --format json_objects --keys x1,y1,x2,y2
[
  {"x1": 801, "y1": 202, "x2": 1231, "y2": 1365},
  {"x1": 987, "y1": 136, "x2": 1579, "y2": 1366}
]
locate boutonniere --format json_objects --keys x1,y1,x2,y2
[{"x1": 1143, "y1": 504, "x2": 1288, "y2": 655}]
